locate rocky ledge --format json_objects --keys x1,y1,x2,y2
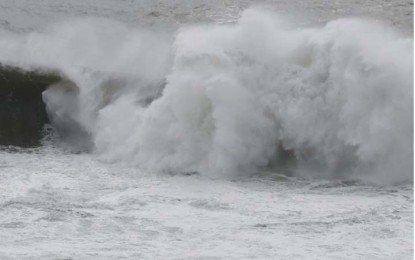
[{"x1": 0, "y1": 66, "x2": 61, "y2": 147}]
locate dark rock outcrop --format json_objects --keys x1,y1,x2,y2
[{"x1": 0, "y1": 66, "x2": 62, "y2": 147}]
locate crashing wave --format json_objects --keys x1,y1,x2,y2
[{"x1": 0, "y1": 9, "x2": 412, "y2": 182}]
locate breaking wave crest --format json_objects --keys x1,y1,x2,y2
[{"x1": 0, "y1": 9, "x2": 412, "y2": 182}]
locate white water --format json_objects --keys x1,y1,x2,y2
[
  {"x1": 0, "y1": 2, "x2": 413, "y2": 259},
  {"x1": 0, "y1": 8, "x2": 412, "y2": 182},
  {"x1": 0, "y1": 146, "x2": 413, "y2": 259}
]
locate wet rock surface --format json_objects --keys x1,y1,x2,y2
[{"x1": 0, "y1": 66, "x2": 61, "y2": 147}]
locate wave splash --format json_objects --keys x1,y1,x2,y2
[{"x1": 0, "y1": 9, "x2": 412, "y2": 182}]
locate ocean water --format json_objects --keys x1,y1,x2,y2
[
  {"x1": 0, "y1": 146, "x2": 413, "y2": 259},
  {"x1": 0, "y1": 0, "x2": 413, "y2": 259}
]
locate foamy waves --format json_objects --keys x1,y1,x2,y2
[{"x1": 0, "y1": 9, "x2": 412, "y2": 182}]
